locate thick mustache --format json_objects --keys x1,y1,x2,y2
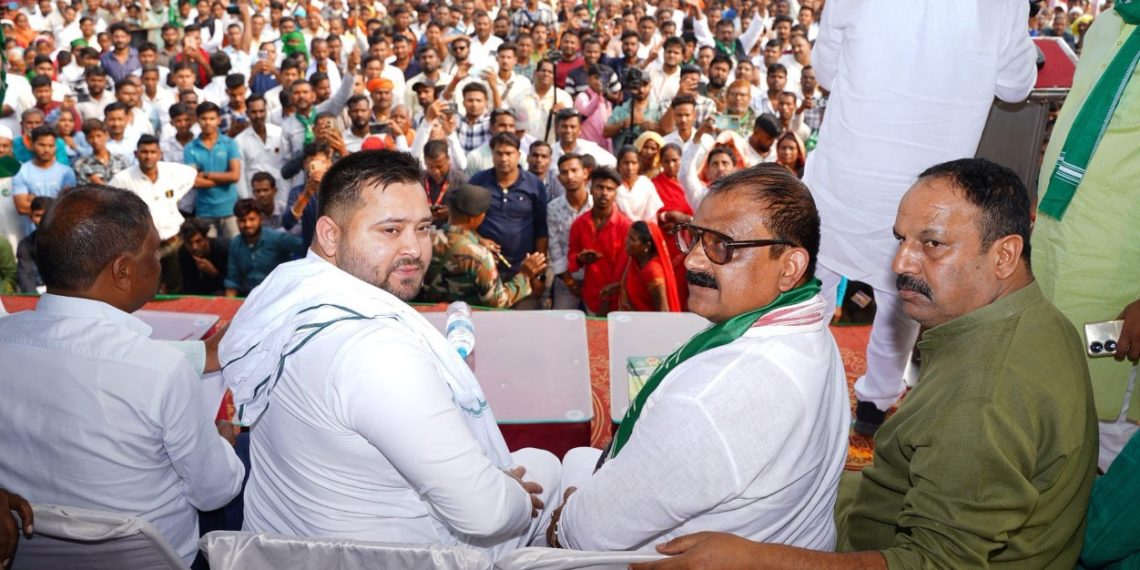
[
  {"x1": 687, "y1": 270, "x2": 719, "y2": 290},
  {"x1": 896, "y1": 274, "x2": 932, "y2": 300}
]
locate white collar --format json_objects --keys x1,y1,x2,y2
[{"x1": 36, "y1": 293, "x2": 152, "y2": 337}]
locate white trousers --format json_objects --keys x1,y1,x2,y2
[
  {"x1": 470, "y1": 447, "x2": 563, "y2": 560},
  {"x1": 1099, "y1": 366, "x2": 1140, "y2": 473},
  {"x1": 816, "y1": 264, "x2": 921, "y2": 412}
]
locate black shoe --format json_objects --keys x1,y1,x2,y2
[{"x1": 853, "y1": 401, "x2": 886, "y2": 436}]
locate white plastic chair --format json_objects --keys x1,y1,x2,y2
[
  {"x1": 10, "y1": 503, "x2": 188, "y2": 569},
  {"x1": 199, "y1": 530, "x2": 495, "y2": 570},
  {"x1": 495, "y1": 547, "x2": 665, "y2": 570}
]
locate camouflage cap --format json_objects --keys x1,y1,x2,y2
[{"x1": 447, "y1": 184, "x2": 493, "y2": 216}]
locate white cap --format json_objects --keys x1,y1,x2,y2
[{"x1": 0, "y1": 125, "x2": 13, "y2": 140}]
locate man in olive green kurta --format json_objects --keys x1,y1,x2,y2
[
  {"x1": 627, "y1": 159, "x2": 1098, "y2": 570},
  {"x1": 843, "y1": 281, "x2": 1098, "y2": 568}
]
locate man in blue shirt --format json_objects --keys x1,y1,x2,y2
[
  {"x1": 12, "y1": 126, "x2": 77, "y2": 234},
  {"x1": 100, "y1": 22, "x2": 141, "y2": 84},
  {"x1": 185, "y1": 102, "x2": 243, "y2": 240},
  {"x1": 224, "y1": 198, "x2": 304, "y2": 297},
  {"x1": 468, "y1": 132, "x2": 548, "y2": 307}
]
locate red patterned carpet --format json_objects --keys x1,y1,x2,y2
[{"x1": 2, "y1": 296, "x2": 876, "y2": 469}]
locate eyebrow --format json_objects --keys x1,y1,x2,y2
[{"x1": 372, "y1": 216, "x2": 434, "y2": 226}]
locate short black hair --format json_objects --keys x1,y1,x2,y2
[
  {"x1": 251, "y1": 171, "x2": 277, "y2": 187},
  {"x1": 423, "y1": 139, "x2": 449, "y2": 160},
  {"x1": 590, "y1": 166, "x2": 622, "y2": 187},
  {"x1": 30, "y1": 195, "x2": 54, "y2": 212},
  {"x1": 196, "y1": 101, "x2": 221, "y2": 117},
  {"x1": 557, "y1": 152, "x2": 582, "y2": 168},
  {"x1": 918, "y1": 158, "x2": 1033, "y2": 264},
  {"x1": 318, "y1": 150, "x2": 424, "y2": 223},
  {"x1": 225, "y1": 73, "x2": 246, "y2": 89},
  {"x1": 233, "y1": 198, "x2": 260, "y2": 219},
  {"x1": 707, "y1": 163, "x2": 821, "y2": 280},
  {"x1": 168, "y1": 102, "x2": 191, "y2": 120},
  {"x1": 37, "y1": 185, "x2": 154, "y2": 291},
  {"x1": 461, "y1": 81, "x2": 489, "y2": 98},
  {"x1": 179, "y1": 218, "x2": 210, "y2": 242},
  {"x1": 490, "y1": 132, "x2": 520, "y2": 150},
  {"x1": 136, "y1": 134, "x2": 160, "y2": 148},
  {"x1": 30, "y1": 125, "x2": 55, "y2": 143},
  {"x1": 30, "y1": 75, "x2": 51, "y2": 90}
]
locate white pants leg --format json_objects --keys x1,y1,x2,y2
[
  {"x1": 479, "y1": 447, "x2": 563, "y2": 560},
  {"x1": 526, "y1": 447, "x2": 603, "y2": 548},
  {"x1": 1098, "y1": 366, "x2": 1139, "y2": 473},
  {"x1": 816, "y1": 264, "x2": 920, "y2": 412}
]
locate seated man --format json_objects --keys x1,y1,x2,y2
[
  {"x1": 549, "y1": 164, "x2": 849, "y2": 551},
  {"x1": 177, "y1": 219, "x2": 229, "y2": 296},
  {"x1": 219, "y1": 150, "x2": 560, "y2": 560},
  {"x1": 0, "y1": 185, "x2": 244, "y2": 565},
  {"x1": 632, "y1": 158, "x2": 1098, "y2": 569},
  {"x1": 423, "y1": 183, "x2": 547, "y2": 307},
  {"x1": 224, "y1": 198, "x2": 305, "y2": 297}
]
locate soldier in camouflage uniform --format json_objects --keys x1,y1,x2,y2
[{"x1": 421, "y1": 184, "x2": 547, "y2": 307}]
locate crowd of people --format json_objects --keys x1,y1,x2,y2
[{"x1": 1, "y1": 0, "x2": 1139, "y2": 568}]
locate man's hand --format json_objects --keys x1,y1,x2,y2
[
  {"x1": 697, "y1": 115, "x2": 718, "y2": 138},
  {"x1": 600, "y1": 282, "x2": 620, "y2": 299},
  {"x1": 430, "y1": 204, "x2": 449, "y2": 223},
  {"x1": 577, "y1": 249, "x2": 602, "y2": 265},
  {"x1": 477, "y1": 235, "x2": 502, "y2": 254},
  {"x1": 544, "y1": 486, "x2": 577, "y2": 547},
  {"x1": 203, "y1": 322, "x2": 228, "y2": 374},
  {"x1": 629, "y1": 533, "x2": 770, "y2": 570},
  {"x1": 658, "y1": 210, "x2": 691, "y2": 233},
  {"x1": 347, "y1": 48, "x2": 361, "y2": 74},
  {"x1": 426, "y1": 98, "x2": 445, "y2": 122},
  {"x1": 215, "y1": 420, "x2": 238, "y2": 447},
  {"x1": 1, "y1": 489, "x2": 33, "y2": 569},
  {"x1": 566, "y1": 278, "x2": 583, "y2": 298},
  {"x1": 1116, "y1": 298, "x2": 1140, "y2": 363},
  {"x1": 506, "y1": 466, "x2": 544, "y2": 517},
  {"x1": 193, "y1": 255, "x2": 219, "y2": 278},
  {"x1": 520, "y1": 252, "x2": 548, "y2": 279}
]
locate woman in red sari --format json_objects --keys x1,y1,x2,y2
[
  {"x1": 618, "y1": 221, "x2": 682, "y2": 312},
  {"x1": 651, "y1": 143, "x2": 693, "y2": 309}
]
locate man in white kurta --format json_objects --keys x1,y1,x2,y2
[
  {"x1": 219, "y1": 150, "x2": 559, "y2": 561},
  {"x1": 549, "y1": 164, "x2": 849, "y2": 553},
  {"x1": 802, "y1": 0, "x2": 1037, "y2": 428},
  {"x1": 0, "y1": 186, "x2": 244, "y2": 565}
]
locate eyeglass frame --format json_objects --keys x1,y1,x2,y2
[{"x1": 674, "y1": 222, "x2": 796, "y2": 265}]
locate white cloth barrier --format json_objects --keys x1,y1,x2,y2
[
  {"x1": 199, "y1": 531, "x2": 494, "y2": 569},
  {"x1": 10, "y1": 503, "x2": 188, "y2": 570},
  {"x1": 199, "y1": 532, "x2": 667, "y2": 570},
  {"x1": 495, "y1": 547, "x2": 664, "y2": 569}
]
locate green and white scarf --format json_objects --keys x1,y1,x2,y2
[
  {"x1": 608, "y1": 278, "x2": 822, "y2": 459},
  {"x1": 1041, "y1": 2, "x2": 1140, "y2": 219}
]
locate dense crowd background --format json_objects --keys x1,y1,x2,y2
[{"x1": 0, "y1": 0, "x2": 1099, "y2": 313}]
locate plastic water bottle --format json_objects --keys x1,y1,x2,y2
[{"x1": 445, "y1": 301, "x2": 476, "y2": 360}]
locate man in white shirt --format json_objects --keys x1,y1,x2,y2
[
  {"x1": 548, "y1": 164, "x2": 848, "y2": 553},
  {"x1": 75, "y1": 65, "x2": 116, "y2": 121},
  {"x1": 548, "y1": 109, "x2": 616, "y2": 199},
  {"x1": 235, "y1": 94, "x2": 286, "y2": 208},
  {"x1": 0, "y1": 184, "x2": 244, "y2": 565},
  {"x1": 468, "y1": 11, "x2": 503, "y2": 63},
  {"x1": 803, "y1": 0, "x2": 1037, "y2": 435},
  {"x1": 220, "y1": 149, "x2": 560, "y2": 560},
  {"x1": 110, "y1": 134, "x2": 198, "y2": 290}
]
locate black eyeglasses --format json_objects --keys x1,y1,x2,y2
[{"x1": 675, "y1": 223, "x2": 795, "y2": 265}]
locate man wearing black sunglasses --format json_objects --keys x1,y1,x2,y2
[{"x1": 546, "y1": 164, "x2": 849, "y2": 555}]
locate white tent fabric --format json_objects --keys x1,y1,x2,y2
[{"x1": 10, "y1": 503, "x2": 188, "y2": 570}]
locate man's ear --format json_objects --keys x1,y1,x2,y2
[
  {"x1": 991, "y1": 234, "x2": 1025, "y2": 281},
  {"x1": 314, "y1": 215, "x2": 341, "y2": 259},
  {"x1": 109, "y1": 253, "x2": 134, "y2": 293},
  {"x1": 778, "y1": 247, "x2": 809, "y2": 292}
]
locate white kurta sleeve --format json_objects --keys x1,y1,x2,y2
[
  {"x1": 680, "y1": 134, "x2": 713, "y2": 207},
  {"x1": 739, "y1": 13, "x2": 767, "y2": 56},
  {"x1": 810, "y1": 0, "x2": 846, "y2": 91},
  {"x1": 331, "y1": 328, "x2": 532, "y2": 539},
  {"x1": 558, "y1": 394, "x2": 737, "y2": 551},
  {"x1": 158, "y1": 357, "x2": 245, "y2": 511},
  {"x1": 995, "y1": 1, "x2": 1037, "y2": 103}
]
